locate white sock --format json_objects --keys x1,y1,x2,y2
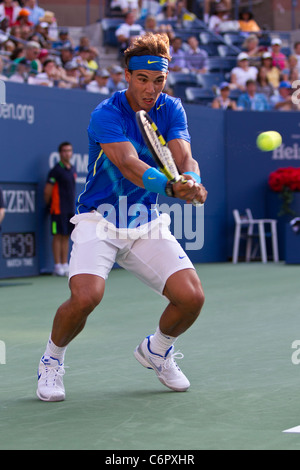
[
  {"x1": 150, "y1": 327, "x2": 177, "y2": 356},
  {"x1": 44, "y1": 335, "x2": 67, "y2": 364}
]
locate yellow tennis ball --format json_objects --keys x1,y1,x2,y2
[{"x1": 256, "y1": 131, "x2": 282, "y2": 152}]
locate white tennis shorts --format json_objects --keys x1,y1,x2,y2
[{"x1": 69, "y1": 211, "x2": 194, "y2": 295}]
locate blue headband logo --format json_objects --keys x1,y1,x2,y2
[{"x1": 128, "y1": 55, "x2": 169, "y2": 73}]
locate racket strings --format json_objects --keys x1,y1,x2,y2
[{"x1": 142, "y1": 118, "x2": 179, "y2": 181}]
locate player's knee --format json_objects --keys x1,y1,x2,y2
[
  {"x1": 182, "y1": 282, "x2": 205, "y2": 317},
  {"x1": 71, "y1": 287, "x2": 102, "y2": 316},
  {"x1": 189, "y1": 288, "x2": 205, "y2": 316}
]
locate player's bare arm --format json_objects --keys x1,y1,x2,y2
[
  {"x1": 44, "y1": 182, "x2": 53, "y2": 205},
  {"x1": 100, "y1": 141, "x2": 151, "y2": 188}
]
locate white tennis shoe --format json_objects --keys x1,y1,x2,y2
[
  {"x1": 134, "y1": 335, "x2": 190, "y2": 392},
  {"x1": 37, "y1": 355, "x2": 65, "y2": 402}
]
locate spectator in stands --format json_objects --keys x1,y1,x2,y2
[
  {"x1": 75, "y1": 35, "x2": 91, "y2": 53},
  {"x1": 288, "y1": 66, "x2": 299, "y2": 86},
  {"x1": 28, "y1": 58, "x2": 57, "y2": 87},
  {"x1": 73, "y1": 58, "x2": 95, "y2": 87},
  {"x1": 86, "y1": 47, "x2": 99, "y2": 73},
  {"x1": 282, "y1": 55, "x2": 299, "y2": 83},
  {"x1": 23, "y1": 0, "x2": 45, "y2": 25},
  {"x1": 19, "y1": 22, "x2": 32, "y2": 41},
  {"x1": 255, "y1": 65, "x2": 274, "y2": 101},
  {"x1": 59, "y1": 44, "x2": 74, "y2": 68},
  {"x1": 293, "y1": 41, "x2": 300, "y2": 76},
  {"x1": 52, "y1": 28, "x2": 73, "y2": 50},
  {"x1": 38, "y1": 47, "x2": 49, "y2": 66},
  {"x1": 156, "y1": 2, "x2": 178, "y2": 22},
  {"x1": 208, "y1": 2, "x2": 230, "y2": 33},
  {"x1": 270, "y1": 80, "x2": 299, "y2": 111},
  {"x1": 238, "y1": 8, "x2": 260, "y2": 33},
  {"x1": 9, "y1": 40, "x2": 41, "y2": 76},
  {"x1": 31, "y1": 21, "x2": 53, "y2": 49},
  {"x1": 2, "y1": 39, "x2": 16, "y2": 58},
  {"x1": 12, "y1": 8, "x2": 33, "y2": 27},
  {"x1": 86, "y1": 68, "x2": 110, "y2": 95},
  {"x1": 261, "y1": 51, "x2": 280, "y2": 89},
  {"x1": 237, "y1": 79, "x2": 269, "y2": 110},
  {"x1": 110, "y1": 0, "x2": 140, "y2": 16},
  {"x1": 115, "y1": 11, "x2": 145, "y2": 56},
  {"x1": 270, "y1": 38, "x2": 287, "y2": 71},
  {"x1": 38, "y1": 11, "x2": 58, "y2": 41},
  {"x1": 203, "y1": 0, "x2": 232, "y2": 24},
  {"x1": 144, "y1": 15, "x2": 158, "y2": 34},
  {"x1": 72, "y1": 46, "x2": 95, "y2": 85},
  {"x1": 144, "y1": 14, "x2": 174, "y2": 41},
  {"x1": 242, "y1": 34, "x2": 265, "y2": 67},
  {"x1": 29, "y1": 59, "x2": 78, "y2": 89},
  {"x1": 75, "y1": 46, "x2": 95, "y2": 75},
  {"x1": 0, "y1": 56, "x2": 7, "y2": 80},
  {"x1": 8, "y1": 57, "x2": 28, "y2": 82},
  {"x1": 211, "y1": 81, "x2": 237, "y2": 110},
  {"x1": 169, "y1": 36, "x2": 187, "y2": 72},
  {"x1": 0, "y1": 13, "x2": 9, "y2": 34},
  {"x1": 107, "y1": 64, "x2": 127, "y2": 92},
  {"x1": 230, "y1": 52, "x2": 258, "y2": 91},
  {"x1": 61, "y1": 60, "x2": 81, "y2": 89},
  {"x1": 9, "y1": 24, "x2": 22, "y2": 44},
  {"x1": 186, "y1": 35, "x2": 208, "y2": 74},
  {"x1": 9, "y1": 44, "x2": 23, "y2": 60},
  {"x1": 0, "y1": 0, "x2": 21, "y2": 27}
]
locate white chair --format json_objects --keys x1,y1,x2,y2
[{"x1": 232, "y1": 209, "x2": 279, "y2": 264}]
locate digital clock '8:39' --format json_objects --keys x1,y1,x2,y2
[{"x1": 2, "y1": 232, "x2": 35, "y2": 259}]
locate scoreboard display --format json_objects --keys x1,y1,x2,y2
[
  {"x1": 2, "y1": 232, "x2": 36, "y2": 260},
  {"x1": 0, "y1": 182, "x2": 39, "y2": 278}
]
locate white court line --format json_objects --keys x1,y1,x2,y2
[{"x1": 283, "y1": 425, "x2": 300, "y2": 433}]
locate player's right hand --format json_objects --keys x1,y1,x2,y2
[{"x1": 173, "y1": 175, "x2": 207, "y2": 205}]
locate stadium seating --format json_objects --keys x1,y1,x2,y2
[
  {"x1": 101, "y1": 17, "x2": 123, "y2": 47},
  {"x1": 197, "y1": 72, "x2": 225, "y2": 89},
  {"x1": 206, "y1": 56, "x2": 237, "y2": 74},
  {"x1": 185, "y1": 87, "x2": 215, "y2": 105},
  {"x1": 167, "y1": 72, "x2": 199, "y2": 100}
]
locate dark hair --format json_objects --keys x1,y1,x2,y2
[
  {"x1": 124, "y1": 32, "x2": 171, "y2": 69},
  {"x1": 239, "y1": 8, "x2": 254, "y2": 20},
  {"x1": 58, "y1": 142, "x2": 72, "y2": 152},
  {"x1": 43, "y1": 59, "x2": 55, "y2": 68}
]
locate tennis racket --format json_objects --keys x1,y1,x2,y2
[{"x1": 136, "y1": 110, "x2": 202, "y2": 206}]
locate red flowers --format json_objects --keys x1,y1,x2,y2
[{"x1": 268, "y1": 167, "x2": 300, "y2": 192}]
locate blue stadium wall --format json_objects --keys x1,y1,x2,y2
[{"x1": 0, "y1": 82, "x2": 299, "y2": 278}]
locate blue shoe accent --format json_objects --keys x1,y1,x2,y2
[
  {"x1": 164, "y1": 345, "x2": 174, "y2": 358},
  {"x1": 146, "y1": 335, "x2": 164, "y2": 358},
  {"x1": 41, "y1": 355, "x2": 63, "y2": 367}
]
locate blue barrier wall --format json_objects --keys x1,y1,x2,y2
[
  {"x1": 0, "y1": 81, "x2": 299, "y2": 277},
  {"x1": 225, "y1": 110, "x2": 300, "y2": 259}
]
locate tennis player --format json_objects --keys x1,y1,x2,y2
[{"x1": 37, "y1": 32, "x2": 207, "y2": 402}]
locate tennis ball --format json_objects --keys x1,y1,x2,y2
[{"x1": 256, "y1": 131, "x2": 282, "y2": 152}]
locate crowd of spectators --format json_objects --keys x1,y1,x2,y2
[
  {"x1": 225, "y1": 38, "x2": 300, "y2": 111},
  {"x1": 0, "y1": 0, "x2": 128, "y2": 92},
  {"x1": 0, "y1": 0, "x2": 299, "y2": 111}
]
